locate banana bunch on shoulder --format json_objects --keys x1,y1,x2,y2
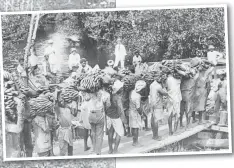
[{"x1": 29, "y1": 96, "x2": 55, "y2": 118}]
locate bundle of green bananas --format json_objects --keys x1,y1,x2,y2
[
  {"x1": 161, "y1": 60, "x2": 187, "y2": 79},
  {"x1": 121, "y1": 74, "x2": 142, "y2": 92},
  {"x1": 60, "y1": 86, "x2": 80, "y2": 103},
  {"x1": 140, "y1": 70, "x2": 168, "y2": 85},
  {"x1": 119, "y1": 69, "x2": 131, "y2": 75},
  {"x1": 80, "y1": 73, "x2": 103, "y2": 93},
  {"x1": 4, "y1": 81, "x2": 19, "y2": 110},
  {"x1": 29, "y1": 96, "x2": 54, "y2": 118},
  {"x1": 140, "y1": 71, "x2": 155, "y2": 86},
  {"x1": 75, "y1": 73, "x2": 87, "y2": 85},
  {"x1": 3, "y1": 70, "x2": 13, "y2": 81},
  {"x1": 4, "y1": 78, "x2": 26, "y2": 123}
]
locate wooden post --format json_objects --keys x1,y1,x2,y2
[{"x1": 24, "y1": 14, "x2": 36, "y2": 86}]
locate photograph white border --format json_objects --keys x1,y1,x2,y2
[{"x1": 0, "y1": 4, "x2": 232, "y2": 162}]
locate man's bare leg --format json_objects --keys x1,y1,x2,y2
[
  {"x1": 168, "y1": 114, "x2": 173, "y2": 136},
  {"x1": 113, "y1": 134, "x2": 121, "y2": 154},
  {"x1": 108, "y1": 126, "x2": 115, "y2": 154},
  {"x1": 84, "y1": 128, "x2": 91, "y2": 151},
  {"x1": 151, "y1": 114, "x2": 162, "y2": 140}
]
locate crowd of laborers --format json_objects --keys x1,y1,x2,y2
[{"x1": 3, "y1": 38, "x2": 227, "y2": 158}]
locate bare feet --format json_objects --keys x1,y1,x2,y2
[
  {"x1": 180, "y1": 124, "x2": 185, "y2": 128},
  {"x1": 84, "y1": 147, "x2": 91, "y2": 151},
  {"x1": 153, "y1": 136, "x2": 162, "y2": 141},
  {"x1": 108, "y1": 149, "x2": 113, "y2": 154},
  {"x1": 145, "y1": 128, "x2": 151, "y2": 131},
  {"x1": 127, "y1": 133, "x2": 132, "y2": 137},
  {"x1": 192, "y1": 119, "x2": 197, "y2": 123},
  {"x1": 113, "y1": 150, "x2": 119, "y2": 154},
  {"x1": 132, "y1": 142, "x2": 143, "y2": 147}
]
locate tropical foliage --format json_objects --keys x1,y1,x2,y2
[{"x1": 2, "y1": 7, "x2": 225, "y2": 67}]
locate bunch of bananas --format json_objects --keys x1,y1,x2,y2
[
  {"x1": 4, "y1": 77, "x2": 26, "y2": 123},
  {"x1": 60, "y1": 86, "x2": 80, "y2": 103},
  {"x1": 119, "y1": 69, "x2": 131, "y2": 76},
  {"x1": 75, "y1": 73, "x2": 87, "y2": 85},
  {"x1": 140, "y1": 70, "x2": 168, "y2": 85},
  {"x1": 29, "y1": 96, "x2": 54, "y2": 118},
  {"x1": 80, "y1": 73, "x2": 103, "y2": 93},
  {"x1": 3, "y1": 71, "x2": 13, "y2": 81},
  {"x1": 161, "y1": 60, "x2": 187, "y2": 79},
  {"x1": 140, "y1": 71, "x2": 155, "y2": 86},
  {"x1": 4, "y1": 80, "x2": 19, "y2": 110},
  {"x1": 121, "y1": 74, "x2": 142, "y2": 92}
]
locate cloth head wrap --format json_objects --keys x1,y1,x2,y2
[
  {"x1": 135, "y1": 80, "x2": 146, "y2": 93},
  {"x1": 112, "y1": 80, "x2": 124, "y2": 94}
]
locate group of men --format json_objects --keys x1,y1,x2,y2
[{"x1": 11, "y1": 36, "x2": 227, "y2": 157}]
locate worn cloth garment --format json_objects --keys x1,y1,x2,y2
[
  {"x1": 57, "y1": 107, "x2": 74, "y2": 156},
  {"x1": 129, "y1": 90, "x2": 142, "y2": 128},
  {"x1": 135, "y1": 63, "x2": 149, "y2": 75},
  {"x1": 106, "y1": 116, "x2": 124, "y2": 136},
  {"x1": 44, "y1": 45, "x2": 58, "y2": 73},
  {"x1": 193, "y1": 67, "x2": 214, "y2": 111},
  {"x1": 149, "y1": 81, "x2": 165, "y2": 121},
  {"x1": 68, "y1": 53, "x2": 80, "y2": 70},
  {"x1": 103, "y1": 67, "x2": 117, "y2": 77},
  {"x1": 133, "y1": 55, "x2": 142, "y2": 66},
  {"x1": 180, "y1": 73, "x2": 199, "y2": 115},
  {"x1": 17, "y1": 64, "x2": 26, "y2": 77},
  {"x1": 42, "y1": 60, "x2": 52, "y2": 76},
  {"x1": 207, "y1": 51, "x2": 223, "y2": 66},
  {"x1": 32, "y1": 116, "x2": 52, "y2": 154},
  {"x1": 90, "y1": 118, "x2": 105, "y2": 155},
  {"x1": 5, "y1": 97, "x2": 25, "y2": 158},
  {"x1": 218, "y1": 79, "x2": 227, "y2": 109},
  {"x1": 166, "y1": 75, "x2": 182, "y2": 116},
  {"x1": 80, "y1": 100, "x2": 92, "y2": 130},
  {"x1": 76, "y1": 65, "x2": 92, "y2": 74},
  {"x1": 88, "y1": 90, "x2": 111, "y2": 155},
  {"x1": 28, "y1": 54, "x2": 39, "y2": 67},
  {"x1": 114, "y1": 43, "x2": 127, "y2": 68}
]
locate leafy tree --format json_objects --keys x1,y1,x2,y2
[{"x1": 2, "y1": 7, "x2": 225, "y2": 68}]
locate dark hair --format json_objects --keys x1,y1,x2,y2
[{"x1": 80, "y1": 58, "x2": 87, "y2": 64}]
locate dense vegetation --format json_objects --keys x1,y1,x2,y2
[
  {"x1": 0, "y1": 0, "x2": 115, "y2": 12},
  {"x1": 2, "y1": 7, "x2": 225, "y2": 68}
]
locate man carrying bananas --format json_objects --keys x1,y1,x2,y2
[
  {"x1": 179, "y1": 60, "x2": 199, "y2": 130},
  {"x1": 149, "y1": 77, "x2": 169, "y2": 140},
  {"x1": 88, "y1": 87, "x2": 111, "y2": 155},
  {"x1": 165, "y1": 69, "x2": 186, "y2": 135},
  {"x1": 129, "y1": 80, "x2": 147, "y2": 147},
  {"x1": 56, "y1": 90, "x2": 79, "y2": 156},
  {"x1": 106, "y1": 80, "x2": 126, "y2": 154}
]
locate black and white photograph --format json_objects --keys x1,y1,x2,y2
[
  {"x1": 0, "y1": 0, "x2": 116, "y2": 12},
  {"x1": 0, "y1": 5, "x2": 231, "y2": 161}
]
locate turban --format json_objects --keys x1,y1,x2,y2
[
  {"x1": 135, "y1": 80, "x2": 146, "y2": 93},
  {"x1": 190, "y1": 57, "x2": 202, "y2": 67},
  {"x1": 112, "y1": 80, "x2": 124, "y2": 94}
]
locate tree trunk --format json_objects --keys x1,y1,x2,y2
[
  {"x1": 32, "y1": 14, "x2": 40, "y2": 42},
  {"x1": 24, "y1": 14, "x2": 36, "y2": 86}
]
